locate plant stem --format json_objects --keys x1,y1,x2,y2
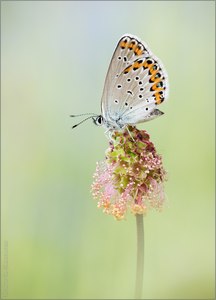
[{"x1": 135, "y1": 214, "x2": 144, "y2": 299}]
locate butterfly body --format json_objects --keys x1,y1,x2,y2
[
  {"x1": 72, "y1": 34, "x2": 169, "y2": 132},
  {"x1": 94, "y1": 108, "x2": 164, "y2": 131}
]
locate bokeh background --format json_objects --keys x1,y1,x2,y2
[{"x1": 1, "y1": 1, "x2": 215, "y2": 299}]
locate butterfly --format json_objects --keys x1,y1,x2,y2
[{"x1": 71, "y1": 34, "x2": 169, "y2": 131}]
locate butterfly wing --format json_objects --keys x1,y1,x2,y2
[
  {"x1": 101, "y1": 34, "x2": 151, "y2": 122},
  {"x1": 115, "y1": 54, "x2": 169, "y2": 125},
  {"x1": 101, "y1": 34, "x2": 169, "y2": 127}
]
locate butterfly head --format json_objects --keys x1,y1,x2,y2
[
  {"x1": 93, "y1": 115, "x2": 104, "y2": 126},
  {"x1": 71, "y1": 113, "x2": 118, "y2": 130},
  {"x1": 93, "y1": 115, "x2": 123, "y2": 131}
]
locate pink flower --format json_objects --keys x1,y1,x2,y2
[{"x1": 91, "y1": 126, "x2": 167, "y2": 220}]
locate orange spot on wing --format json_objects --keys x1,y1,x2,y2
[
  {"x1": 143, "y1": 61, "x2": 154, "y2": 70},
  {"x1": 134, "y1": 46, "x2": 143, "y2": 56},
  {"x1": 128, "y1": 42, "x2": 136, "y2": 50},
  {"x1": 133, "y1": 61, "x2": 140, "y2": 68},
  {"x1": 134, "y1": 47, "x2": 139, "y2": 55},
  {"x1": 155, "y1": 93, "x2": 161, "y2": 104},
  {"x1": 143, "y1": 61, "x2": 148, "y2": 69},
  {"x1": 151, "y1": 83, "x2": 164, "y2": 92},
  {"x1": 124, "y1": 60, "x2": 143, "y2": 74},
  {"x1": 137, "y1": 49, "x2": 143, "y2": 56},
  {"x1": 120, "y1": 41, "x2": 127, "y2": 48},
  {"x1": 149, "y1": 64, "x2": 158, "y2": 75},
  {"x1": 120, "y1": 41, "x2": 144, "y2": 56},
  {"x1": 151, "y1": 84, "x2": 157, "y2": 91},
  {"x1": 124, "y1": 65, "x2": 133, "y2": 73},
  {"x1": 150, "y1": 75, "x2": 161, "y2": 83}
]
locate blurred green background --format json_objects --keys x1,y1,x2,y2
[{"x1": 1, "y1": 1, "x2": 215, "y2": 299}]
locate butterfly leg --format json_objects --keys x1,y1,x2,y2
[
  {"x1": 104, "y1": 129, "x2": 112, "y2": 140},
  {"x1": 126, "y1": 126, "x2": 135, "y2": 142}
]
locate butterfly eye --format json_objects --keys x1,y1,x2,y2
[
  {"x1": 118, "y1": 56, "x2": 122, "y2": 60},
  {"x1": 114, "y1": 99, "x2": 119, "y2": 104},
  {"x1": 117, "y1": 85, "x2": 122, "y2": 89},
  {"x1": 95, "y1": 115, "x2": 103, "y2": 126},
  {"x1": 135, "y1": 76, "x2": 139, "y2": 80},
  {"x1": 127, "y1": 78, "x2": 131, "y2": 82}
]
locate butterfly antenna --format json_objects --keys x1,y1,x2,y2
[
  {"x1": 72, "y1": 116, "x2": 95, "y2": 129},
  {"x1": 70, "y1": 113, "x2": 98, "y2": 118}
]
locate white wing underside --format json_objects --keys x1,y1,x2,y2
[{"x1": 101, "y1": 34, "x2": 169, "y2": 129}]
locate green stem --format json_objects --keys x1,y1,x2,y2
[{"x1": 135, "y1": 214, "x2": 144, "y2": 299}]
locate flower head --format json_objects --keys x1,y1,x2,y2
[{"x1": 91, "y1": 126, "x2": 167, "y2": 220}]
